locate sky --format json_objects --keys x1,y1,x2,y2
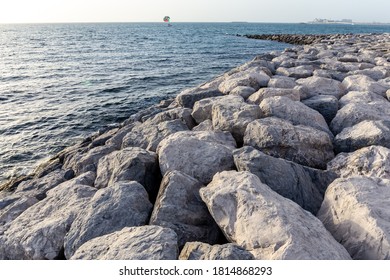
[{"x1": 0, "y1": 0, "x2": 389, "y2": 24}]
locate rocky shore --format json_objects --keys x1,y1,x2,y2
[{"x1": 1, "y1": 33, "x2": 390, "y2": 260}]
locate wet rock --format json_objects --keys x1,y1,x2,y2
[
  {"x1": 247, "y1": 87, "x2": 300, "y2": 104},
  {"x1": 302, "y1": 95, "x2": 338, "y2": 124},
  {"x1": 94, "y1": 147, "x2": 160, "y2": 200},
  {"x1": 179, "y1": 242, "x2": 254, "y2": 260},
  {"x1": 121, "y1": 120, "x2": 189, "y2": 152},
  {"x1": 71, "y1": 226, "x2": 178, "y2": 260},
  {"x1": 233, "y1": 146, "x2": 336, "y2": 214},
  {"x1": 244, "y1": 117, "x2": 334, "y2": 169},
  {"x1": 296, "y1": 76, "x2": 345, "y2": 100},
  {"x1": 200, "y1": 171, "x2": 351, "y2": 259},
  {"x1": 317, "y1": 176, "x2": 390, "y2": 259},
  {"x1": 64, "y1": 181, "x2": 152, "y2": 259},
  {"x1": 150, "y1": 171, "x2": 220, "y2": 248},
  {"x1": 342, "y1": 74, "x2": 388, "y2": 97},
  {"x1": 157, "y1": 131, "x2": 236, "y2": 184},
  {"x1": 0, "y1": 182, "x2": 96, "y2": 259},
  {"x1": 260, "y1": 96, "x2": 333, "y2": 138},
  {"x1": 275, "y1": 65, "x2": 314, "y2": 79},
  {"x1": 327, "y1": 145, "x2": 390, "y2": 179}
]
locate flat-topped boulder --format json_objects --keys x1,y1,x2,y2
[
  {"x1": 342, "y1": 74, "x2": 388, "y2": 97},
  {"x1": 247, "y1": 87, "x2": 300, "y2": 104},
  {"x1": 296, "y1": 76, "x2": 345, "y2": 100}
]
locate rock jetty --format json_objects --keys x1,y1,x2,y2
[{"x1": 1, "y1": 33, "x2": 389, "y2": 260}]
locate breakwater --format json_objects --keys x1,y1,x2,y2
[{"x1": 1, "y1": 33, "x2": 390, "y2": 260}]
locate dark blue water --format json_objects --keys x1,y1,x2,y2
[{"x1": 1, "y1": 23, "x2": 389, "y2": 182}]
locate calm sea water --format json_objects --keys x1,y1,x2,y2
[{"x1": 1, "y1": 22, "x2": 389, "y2": 183}]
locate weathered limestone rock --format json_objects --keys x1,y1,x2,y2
[
  {"x1": 259, "y1": 96, "x2": 333, "y2": 138},
  {"x1": 192, "y1": 119, "x2": 214, "y2": 131},
  {"x1": 191, "y1": 95, "x2": 243, "y2": 124},
  {"x1": 338, "y1": 91, "x2": 387, "y2": 108},
  {"x1": 179, "y1": 242, "x2": 254, "y2": 260},
  {"x1": 247, "y1": 87, "x2": 300, "y2": 104},
  {"x1": 121, "y1": 119, "x2": 189, "y2": 152},
  {"x1": 296, "y1": 76, "x2": 345, "y2": 100},
  {"x1": 64, "y1": 181, "x2": 153, "y2": 259},
  {"x1": 349, "y1": 67, "x2": 389, "y2": 81},
  {"x1": 327, "y1": 145, "x2": 390, "y2": 179},
  {"x1": 244, "y1": 117, "x2": 334, "y2": 169},
  {"x1": 150, "y1": 171, "x2": 220, "y2": 248},
  {"x1": 73, "y1": 144, "x2": 117, "y2": 175},
  {"x1": 233, "y1": 146, "x2": 336, "y2": 214},
  {"x1": 94, "y1": 147, "x2": 160, "y2": 200},
  {"x1": 275, "y1": 65, "x2": 314, "y2": 79},
  {"x1": 229, "y1": 86, "x2": 256, "y2": 99},
  {"x1": 334, "y1": 120, "x2": 390, "y2": 153},
  {"x1": 176, "y1": 86, "x2": 223, "y2": 109},
  {"x1": 330, "y1": 101, "x2": 390, "y2": 135},
  {"x1": 71, "y1": 226, "x2": 178, "y2": 260},
  {"x1": 218, "y1": 68, "x2": 270, "y2": 94},
  {"x1": 302, "y1": 95, "x2": 338, "y2": 124},
  {"x1": 147, "y1": 107, "x2": 196, "y2": 129},
  {"x1": 105, "y1": 122, "x2": 139, "y2": 149},
  {"x1": 0, "y1": 182, "x2": 96, "y2": 259},
  {"x1": 317, "y1": 176, "x2": 390, "y2": 259},
  {"x1": 267, "y1": 75, "x2": 297, "y2": 89},
  {"x1": 157, "y1": 131, "x2": 236, "y2": 184},
  {"x1": 212, "y1": 97, "x2": 262, "y2": 144},
  {"x1": 200, "y1": 171, "x2": 351, "y2": 259},
  {"x1": 342, "y1": 74, "x2": 388, "y2": 97}
]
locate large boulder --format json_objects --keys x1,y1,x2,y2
[
  {"x1": 317, "y1": 176, "x2": 390, "y2": 259},
  {"x1": 64, "y1": 181, "x2": 153, "y2": 259},
  {"x1": 179, "y1": 242, "x2": 254, "y2": 260},
  {"x1": 229, "y1": 86, "x2": 256, "y2": 99},
  {"x1": 342, "y1": 74, "x2": 388, "y2": 97},
  {"x1": 199, "y1": 171, "x2": 351, "y2": 259},
  {"x1": 247, "y1": 87, "x2": 300, "y2": 104},
  {"x1": 302, "y1": 95, "x2": 338, "y2": 124},
  {"x1": 218, "y1": 68, "x2": 270, "y2": 94},
  {"x1": 296, "y1": 76, "x2": 345, "y2": 99},
  {"x1": 94, "y1": 147, "x2": 160, "y2": 200},
  {"x1": 157, "y1": 131, "x2": 236, "y2": 184},
  {"x1": 150, "y1": 171, "x2": 220, "y2": 248},
  {"x1": 267, "y1": 75, "x2": 297, "y2": 89},
  {"x1": 73, "y1": 144, "x2": 117, "y2": 175},
  {"x1": 338, "y1": 91, "x2": 387, "y2": 108},
  {"x1": 334, "y1": 120, "x2": 390, "y2": 153},
  {"x1": 71, "y1": 226, "x2": 178, "y2": 260},
  {"x1": 259, "y1": 96, "x2": 333, "y2": 138},
  {"x1": 0, "y1": 181, "x2": 96, "y2": 259},
  {"x1": 233, "y1": 146, "x2": 336, "y2": 214},
  {"x1": 327, "y1": 145, "x2": 390, "y2": 179},
  {"x1": 175, "y1": 86, "x2": 223, "y2": 109},
  {"x1": 330, "y1": 101, "x2": 390, "y2": 135},
  {"x1": 244, "y1": 117, "x2": 334, "y2": 169},
  {"x1": 146, "y1": 107, "x2": 196, "y2": 129},
  {"x1": 275, "y1": 65, "x2": 314, "y2": 79}
]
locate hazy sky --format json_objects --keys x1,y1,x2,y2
[{"x1": 0, "y1": 0, "x2": 389, "y2": 23}]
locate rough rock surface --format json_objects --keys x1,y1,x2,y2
[
  {"x1": 179, "y1": 242, "x2": 254, "y2": 260},
  {"x1": 302, "y1": 95, "x2": 338, "y2": 124},
  {"x1": 342, "y1": 74, "x2": 388, "y2": 97},
  {"x1": 244, "y1": 117, "x2": 334, "y2": 169},
  {"x1": 71, "y1": 226, "x2": 178, "y2": 260},
  {"x1": 150, "y1": 171, "x2": 220, "y2": 248},
  {"x1": 296, "y1": 76, "x2": 345, "y2": 99},
  {"x1": 317, "y1": 176, "x2": 390, "y2": 259},
  {"x1": 247, "y1": 87, "x2": 300, "y2": 104},
  {"x1": 64, "y1": 181, "x2": 153, "y2": 259},
  {"x1": 157, "y1": 131, "x2": 236, "y2": 184},
  {"x1": 218, "y1": 68, "x2": 270, "y2": 94},
  {"x1": 200, "y1": 171, "x2": 351, "y2": 259}
]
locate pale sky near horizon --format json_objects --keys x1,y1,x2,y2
[{"x1": 0, "y1": 0, "x2": 389, "y2": 24}]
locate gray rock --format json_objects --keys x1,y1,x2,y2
[
  {"x1": 200, "y1": 171, "x2": 351, "y2": 260},
  {"x1": 229, "y1": 86, "x2": 256, "y2": 99},
  {"x1": 275, "y1": 65, "x2": 314, "y2": 79},
  {"x1": 179, "y1": 242, "x2": 254, "y2": 260},
  {"x1": 338, "y1": 54, "x2": 359, "y2": 63},
  {"x1": 191, "y1": 95, "x2": 243, "y2": 124},
  {"x1": 302, "y1": 95, "x2": 339, "y2": 124},
  {"x1": 105, "y1": 122, "x2": 139, "y2": 149},
  {"x1": 247, "y1": 87, "x2": 300, "y2": 105},
  {"x1": 147, "y1": 107, "x2": 196, "y2": 129},
  {"x1": 212, "y1": 97, "x2": 262, "y2": 144},
  {"x1": 157, "y1": 131, "x2": 236, "y2": 184},
  {"x1": 73, "y1": 144, "x2": 117, "y2": 175},
  {"x1": 317, "y1": 176, "x2": 390, "y2": 259},
  {"x1": 260, "y1": 96, "x2": 333, "y2": 138},
  {"x1": 192, "y1": 119, "x2": 214, "y2": 131},
  {"x1": 121, "y1": 119, "x2": 189, "y2": 152},
  {"x1": 64, "y1": 181, "x2": 153, "y2": 259},
  {"x1": 267, "y1": 75, "x2": 297, "y2": 89},
  {"x1": 327, "y1": 145, "x2": 390, "y2": 179},
  {"x1": 244, "y1": 117, "x2": 334, "y2": 169},
  {"x1": 330, "y1": 101, "x2": 390, "y2": 135},
  {"x1": 176, "y1": 86, "x2": 223, "y2": 109},
  {"x1": 387, "y1": 89, "x2": 390, "y2": 101},
  {"x1": 71, "y1": 226, "x2": 178, "y2": 260},
  {"x1": 338, "y1": 91, "x2": 388, "y2": 108},
  {"x1": 218, "y1": 68, "x2": 270, "y2": 94},
  {"x1": 349, "y1": 67, "x2": 389, "y2": 81},
  {"x1": 94, "y1": 147, "x2": 160, "y2": 200},
  {"x1": 296, "y1": 76, "x2": 345, "y2": 100},
  {"x1": 233, "y1": 146, "x2": 336, "y2": 214},
  {"x1": 0, "y1": 182, "x2": 96, "y2": 259},
  {"x1": 88, "y1": 127, "x2": 118, "y2": 149},
  {"x1": 150, "y1": 171, "x2": 220, "y2": 248},
  {"x1": 334, "y1": 120, "x2": 390, "y2": 153},
  {"x1": 342, "y1": 74, "x2": 388, "y2": 97},
  {"x1": 313, "y1": 69, "x2": 348, "y2": 81}
]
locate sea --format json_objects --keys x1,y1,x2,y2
[{"x1": 1, "y1": 22, "x2": 390, "y2": 184}]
